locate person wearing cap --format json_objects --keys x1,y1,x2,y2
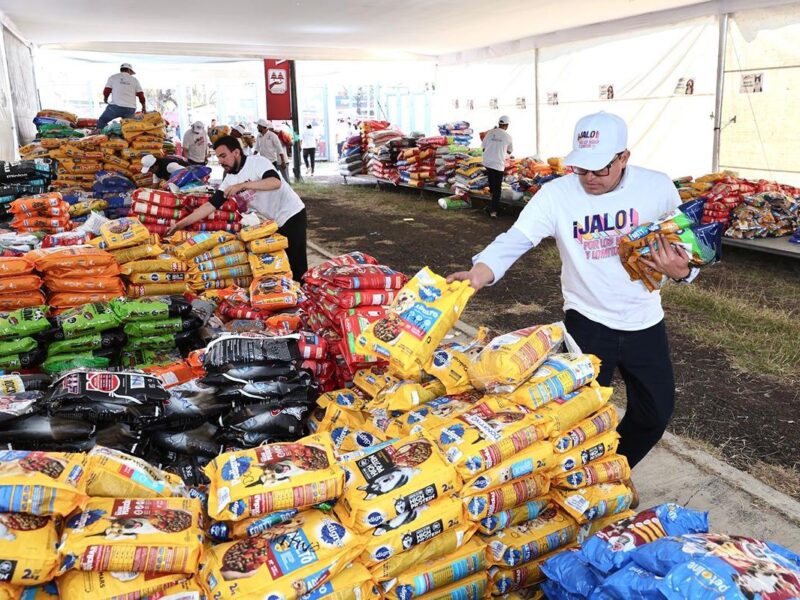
[
  {"x1": 482, "y1": 116, "x2": 513, "y2": 218},
  {"x1": 141, "y1": 153, "x2": 189, "y2": 184},
  {"x1": 255, "y1": 119, "x2": 289, "y2": 182},
  {"x1": 182, "y1": 121, "x2": 210, "y2": 166},
  {"x1": 97, "y1": 63, "x2": 146, "y2": 131},
  {"x1": 448, "y1": 112, "x2": 697, "y2": 478},
  {"x1": 301, "y1": 124, "x2": 318, "y2": 176},
  {"x1": 231, "y1": 124, "x2": 255, "y2": 156},
  {"x1": 166, "y1": 135, "x2": 308, "y2": 281}
]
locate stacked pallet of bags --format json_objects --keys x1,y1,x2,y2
[
  {"x1": 438, "y1": 121, "x2": 474, "y2": 146},
  {"x1": 359, "y1": 120, "x2": 391, "y2": 156},
  {"x1": 340, "y1": 134, "x2": 365, "y2": 176},
  {"x1": 0, "y1": 255, "x2": 44, "y2": 312},
  {"x1": 242, "y1": 218, "x2": 302, "y2": 310},
  {"x1": 0, "y1": 306, "x2": 50, "y2": 371},
  {"x1": 301, "y1": 252, "x2": 408, "y2": 389},
  {"x1": 0, "y1": 160, "x2": 53, "y2": 226},
  {"x1": 28, "y1": 245, "x2": 124, "y2": 312},
  {"x1": 397, "y1": 144, "x2": 436, "y2": 189},
  {"x1": 177, "y1": 230, "x2": 253, "y2": 294},
  {"x1": 180, "y1": 191, "x2": 242, "y2": 233},
  {"x1": 8, "y1": 192, "x2": 72, "y2": 235},
  {"x1": 434, "y1": 142, "x2": 468, "y2": 189},
  {"x1": 120, "y1": 111, "x2": 167, "y2": 156},
  {"x1": 128, "y1": 188, "x2": 241, "y2": 236},
  {"x1": 368, "y1": 144, "x2": 400, "y2": 182},
  {"x1": 454, "y1": 152, "x2": 488, "y2": 195}
]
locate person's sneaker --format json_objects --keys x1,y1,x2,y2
[
  {"x1": 489, "y1": 211, "x2": 498, "y2": 218},
  {"x1": 624, "y1": 478, "x2": 640, "y2": 510}
]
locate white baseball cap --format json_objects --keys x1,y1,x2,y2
[
  {"x1": 166, "y1": 162, "x2": 184, "y2": 175},
  {"x1": 498, "y1": 115, "x2": 510, "y2": 125},
  {"x1": 564, "y1": 111, "x2": 628, "y2": 171},
  {"x1": 120, "y1": 63, "x2": 135, "y2": 74},
  {"x1": 192, "y1": 120, "x2": 204, "y2": 131},
  {"x1": 256, "y1": 118, "x2": 269, "y2": 128},
  {"x1": 140, "y1": 154, "x2": 157, "y2": 173}
]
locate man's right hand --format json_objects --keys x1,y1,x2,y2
[{"x1": 446, "y1": 263, "x2": 495, "y2": 291}]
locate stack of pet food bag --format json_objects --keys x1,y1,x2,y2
[
  {"x1": 454, "y1": 153, "x2": 488, "y2": 195},
  {"x1": 8, "y1": 192, "x2": 72, "y2": 236},
  {"x1": 434, "y1": 141, "x2": 468, "y2": 189},
  {"x1": 339, "y1": 133, "x2": 365, "y2": 177},
  {"x1": 538, "y1": 502, "x2": 800, "y2": 599},
  {"x1": 128, "y1": 188, "x2": 241, "y2": 237},
  {"x1": 0, "y1": 256, "x2": 44, "y2": 311},
  {"x1": 364, "y1": 126, "x2": 404, "y2": 179},
  {"x1": 120, "y1": 111, "x2": 167, "y2": 159},
  {"x1": 396, "y1": 142, "x2": 437, "y2": 188},
  {"x1": 0, "y1": 160, "x2": 53, "y2": 226},
  {"x1": 438, "y1": 121, "x2": 474, "y2": 146},
  {"x1": 180, "y1": 230, "x2": 253, "y2": 294},
  {"x1": 618, "y1": 199, "x2": 723, "y2": 292},
  {"x1": 300, "y1": 252, "x2": 408, "y2": 390}
]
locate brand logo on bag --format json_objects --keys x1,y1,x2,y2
[{"x1": 87, "y1": 373, "x2": 120, "y2": 393}]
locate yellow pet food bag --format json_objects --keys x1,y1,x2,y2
[
  {"x1": 200, "y1": 509, "x2": 365, "y2": 600},
  {"x1": 552, "y1": 454, "x2": 631, "y2": 490},
  {"x1": 552, "y1": 405, "x2": 619, "y2": 453},
  {"x1": 488, "y1": 548, "x2": 568, "y2": 596},
  {"x1": 359, "y1": 496, "x2": 467, "y2": 569},
  {"x1": 548, "y1": 430, "x2": 620, "y2": 475},
  {"x1": 353, "y1": 366, "x2": 399, "y2": 398},
  {"x1": 318, "y1": 562, "x2": 381, "y2": 600},
  {"x1": 414, "y1": 572, "x2": 486, "y2": 600},
  {"x1": 128, "y1": 271, "x2": 187, "y2": 284},
  {"x1": 175, "y1": 232, "x2": 236, "y2": 261},
  {"x1": 248, "y1": 250, "x2": 292, "y2": 278},
  {"x1": 462, "y1": 472, "x2": 550, "y2": 521},
  {"x1": 191, "y1": 240, "x2": 247, "y2": 263},
  {"x1": 108, "y1": 239, "x2": 164, "y2": 264},
  {"x1": 476, "y1": 498, "x2": 551, "y2": 536},
  {"x1": 55, "y1": 570, "x2": 188, "y2": 599},
  {"x1": 462, "y1": 441, "x2": 553, "y2": 495},
  {"x1": 532, "y1": 383, "x2": 611, "y2": 434},
  {"x1": 205, "y1": 435, "x2": 344, "y2": 521},
  {"x1": 337, "y1": 433, "x2": 461, "y2": 533},
  {"x1": 367, "y1": 379, "x2": 446, "y2": 413},
  {"x1": 248, "y1": 234, "x2": 289, "y2": 254},
  {"x1": 486, "y1": 504, "x2": 579, "y2": 567},
  {"x1": 356, "y1": 267, "x2": 475, "y2": 380},
  {"x1": 0, "y1": 513, "x2": 59, "y2": 585},
  {"x1": 127, "y1": 282, "x2": 190, "y2": 298},
  {"x1": 238, "y1": 219, "x2": 279, "y2": 242},
  {"x1": 317, "y1": 387, "x2": 370, "y2": 412},
  {"x1": 58, "y1": 497, "x2": 204, "y2": 574},
  {"x1": 503, "y1": 353, "x2": 601, "y2": 410},
  {"x1": 370, "y1": 522, "x2": 477, "y2": 583},
  {"x1": 424, "y1": 328, "x2": 489, "y2": 395},
  {"x1": 384, "y1": 538, "x2": 486, "y2": 600},
  {"x1": 468, "y1": 323, "x2": 566, "y2": 393},
  {"x1": 433, "y1": 399, "x2": 552, "y2": 479},
  {"x1": 0, "y1": 450, "x2": 88, "y2": 516},
  {"x1": 0, "y1": 584, "x2": 18, "y2": 600},
  {"x1": 319, "y1": 405, "x2": 386, "y2": 456},
  {"x1": 120, "y1": 257, "x2": 188, "y2": 274},
  {"x1": 390, "y1": 391, "x2": 485, "y2": 438},
  {"x1": 99, "y1": 218, "x2": 150, "y2": 250},
  {"x1": 85, "y1": 446, "x2": 187, "y2": 498},
  {"x1": 550, "y1": 481, "x2": 633, "y2": 524}
]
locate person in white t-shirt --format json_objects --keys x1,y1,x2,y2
[
  {"x1": 482, "y1": 115, "x2": 513, "y2": 218},
  {"x1": 255, "y1": 119, "x2": 289, "y2": 182},
  {"x1": 448, "y1": 111, "x2": 698, "y2": 478},
  {"x1": 167, "y1": 135, "x2": 307, "y2": 280},
  {"x1": 97, "y1": 63, "x2": 146, "y2": 130},
  {"x1": 182, "y1": 121, "x2": 210, "y2": 165},
  {"x1": 301, "y1": 125, "x2": 318, "y2": 176}
]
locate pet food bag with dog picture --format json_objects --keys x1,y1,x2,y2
[
  {"x1": 335, "y1": 432, "x2": 461, "y2": 533},
  {"x1": 200, "y1": 508, "x2": 365, "y2": 600},
  {"x1": 58, "y1": 496, "x2": 204, "y2": 574},
  {"x1": 204, "y1": 434, "x2": 344, "y2": 521},
  {"x1": 356, "y1": 267, "x2": 475, "y2": 380},
  {"x1": 0, "y1": 450, "x2": 89, "y2": 516}
]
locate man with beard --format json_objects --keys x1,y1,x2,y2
[{"x1": 167, "y1": 135, "x2": 307, "y2": 280}]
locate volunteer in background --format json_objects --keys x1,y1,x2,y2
[
  {"x1": 481, "y1": 115, "x2": 513, "y2": 218},
  {"x1": 182, "y1": 121, "x2": 210, "y2": 165},
  {"x1": 301, "y1": 124, "x2": 318, "y2": 176},
  {"x1": 448, "y1": 111, "x2": 697, "y2": 479},
  {"x1": 255, "y1": 119, "x2": 290, "y2": 182},
  {"x1": 97, "y1": 63, "x2": 146, "y2": 130},
  {"x1": 141, "y1": 153, "x2": 190, "y2": 184},
  {"x1": 167, "y1": 135, "x2": 308, "y2": 280},
  {"x1": 231, "y1": 124, "x2": 255, "y2": 155},
  {"x1": 336, "y1": 118, "x2": 349, "y2": 157}
]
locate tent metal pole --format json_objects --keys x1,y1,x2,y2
[
  {"x1": 290, "y1": 59, "x2": 302, "y2": 183},
  {"x1": 534, "y1": 47, "x2": 540, "y2": 157},
  {"x1": 712, "y1": 13, "x2": 729, "y2": 173}
]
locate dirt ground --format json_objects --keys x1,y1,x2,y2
[{"x1": 300, "y1": 176, "x2": 800, "y2": 499}]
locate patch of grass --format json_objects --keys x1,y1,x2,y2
[{"x1": 663, "y1": 283, "x2": 800, "y2": 381}]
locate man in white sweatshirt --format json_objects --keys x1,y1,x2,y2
[{"x1": 449, "y1": 111, "x2": 697, "y2": 471}]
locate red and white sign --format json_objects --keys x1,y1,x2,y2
[{"x1": 264, "y1": 59, "x2": 293, "y2": 121}]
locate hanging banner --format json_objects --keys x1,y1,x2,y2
[
  {"x1": 739, "y1": 72, "x2": 764, "y2": 94},
  {"x1": 264, "y1": 59, "x2": 292, "y2": 120}
]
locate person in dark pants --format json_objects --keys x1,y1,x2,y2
[
  {"x1": 448, "y1": 111, "x2": 699, "y2": 499},
  {"x1": 167, "y1": 136, "x2": 308, "y2": 281},
  {"x1": 481, "y1": 115, "x2": 513, "y2": 218},
  {"x1": 301, "y1": 124, "x2": 317, "y2": 176}
]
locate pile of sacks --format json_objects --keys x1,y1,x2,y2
[
  {"x1": 29, "y1": 245, "x2": 124, "y2": 312},
  {"x1": 538, "y1": 502, "x2": 800, "y2": 599},
  {"x1": 396, "y1": 144, "x2": 436, "y2": 188},
  {"x1": 178, "y1": 230, "x2": 253, "y2": 294},
  {"x1": 454, "y1": 154, "x2": 488, "y2": 194},
  {"x1": 128, "y1": 188, "x2": 241, "y2": 237},
  {"x1": 359, "y1": 120, "x2": 392, "y2": 154},
  {"x1": 0, "y1": 160, "x2": 52, "y2": 225},
  {"x1": 726, "y1": 191, "x2": 800, "y2": 239},
  {"x1": 120, "y1": 111, "x2": 168, "y2": 155},
  {"x1": 434, "y1": 142, "x2": 468, "y2": 189},
  {"x1": 439, "y1": 120, "x2": 474, "y2": 146},
  {"x1": 0, "y1": 256, "x2": 43, "y2": 311},
  {"x1": 8, "y1": 192, "x2": 72, "y2": 235},
  {"x1": 46, "y1": 135, "x2": 137, "y2": 192},
  {"x1": 301, "y1": 252, "x2": 408, "y2": 389},
  {"x1": 618, "y1": 199, "x2": 723, "y2": 292},
  {"x1": 367, "y1": 144, "x2": 400, "y2": 182},
  {"x1": 339, "y1": 134, "x2": 365, "y2": 176}
]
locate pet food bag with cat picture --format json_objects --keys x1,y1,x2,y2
[{"x1": 204, "y1": 434, "x2": 344, "y2": 521}]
